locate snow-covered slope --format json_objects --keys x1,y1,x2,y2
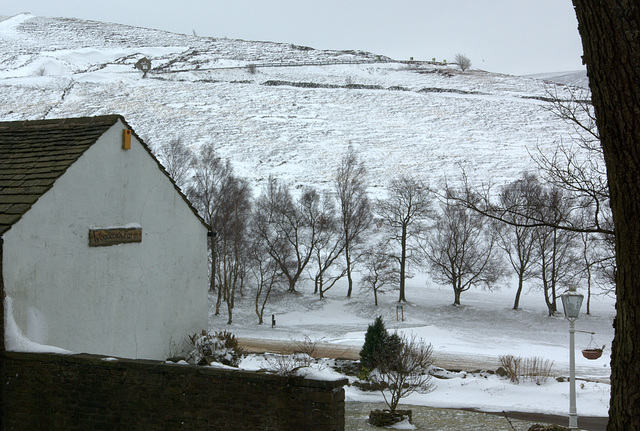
[
  {"x1": 527, "y1": 70, "x2": 589, "y2": 88},
  {"x1": 0, "y1": 13, "x2": 586, "y2": 193}
]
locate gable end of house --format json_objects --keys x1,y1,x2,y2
[{"x1": 0, "y1": 115, "x2": 209, "y2": 235}]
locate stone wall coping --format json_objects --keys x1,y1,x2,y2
[{"x1": 2, "y1": 350, "x2": 349, "y2": 390}]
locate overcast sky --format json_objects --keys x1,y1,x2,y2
[{"x1": 4, "y1": 0, "x2": 585, "y2": 75}]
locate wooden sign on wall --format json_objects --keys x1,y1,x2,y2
[{"x1": 89, "y1": 227, "x2": 142, "y2": 247}]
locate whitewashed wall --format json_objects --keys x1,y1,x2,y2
[{"x1": 3, "y1": 119, "x2": 208, "y2": 360}]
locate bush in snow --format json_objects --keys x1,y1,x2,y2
[
  {"x1": 499, "y1": 355, "x2": 554, "y2": 385},
  {"x1": 523, "y1": 356, "x2": 555, "y2": 385},
  {"x1": 263, "y1": 352, "x2": 315, "y2": 377},
  {"x1": 186, "y1": 330, "x2": 244, "y2": 367},
  {"x1": 369, "y1": 333, "x2": 435, "y2": 413},
  {"x1": 360, "y1": 316, "x2": 402, "y2": 371},
  {"x1": 499, "y1": 354, "x2": 522, "y2": 383},
  {"x1": 292, "y1": 334, "x2": 321, "y2": 358}
]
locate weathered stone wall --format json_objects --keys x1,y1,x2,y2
[
  {"x1": 1, "y1": 351, "x2": 346, "y2": 431},
  {"x1": 1, "y1": 238, "x2": 5, "y2": 355}
]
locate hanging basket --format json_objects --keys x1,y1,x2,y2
[
  {"x1": 582, "y1": 348, "x2": 604, "y2": 360},
  {"x1": 581, "y1": 333, "x2": 604, "y2": 360}
]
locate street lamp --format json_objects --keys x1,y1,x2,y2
[{"x1": 561, "y1": 286, "x2": 584, "y2": 430}]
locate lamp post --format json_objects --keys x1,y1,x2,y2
[{"x1": 561, "y1": 286, "x2": 584, "y2": 430}]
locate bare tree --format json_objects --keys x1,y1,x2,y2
[
  {"x1": 253, "y1": 178, "x2": 324, "y2": 293},
  {"x1": 531, "y1": 139, "x2": 610, "y2": 235},
  {"x1": 376, "y1": 176, "x2": 432, "y2": 302},
  {"x1": 370, "y1": 333, "x2": 435, "y2": 413},
  {"x1": 424, "y1": 190, "x2": 505, "y2": 306},
  {"x1": 248, "y1": 230, "x2": 283, "y2": 325},
  {"x1": 213, "y1": 175, "x2": 251, "y2": 324},
  {"x1": 360, "y1": 239, "x2": 399, "y2": 306},
  {"x1": 253, "y1": 178, "x2": 297, "y2": 293},
  {"x1": 541, "y1": 86, "x2": 615, "y2": 289},
  {"x1": 453, "y1": 166, "x2": 610, "y2": 314},
  {"x1": 577, "y1": 229, "x2": 596, "y2": 315},
  {"x1": 450, "y1": 87, "x2": 614, "y2": 310},
  {"x1": 496, "y1": 173, "x2": 544, "y2": 309},
  {"x1": 186, "y1": 144, "x2": 234, "y2": 315},
  {"x1": 453, "y1": 163, "x2": 613, "y2": 316},
  {"x1": 566, "y1": 199, "x2": 614, "y2": 314},
  {"x1": 452, "y1": 165, "x2": 613, "y2": 237},
  {"x1": 454, "y1": 87, "x2": 613, "y2": 240},
  {"x1": 335, "y1": 148, "x2": 372, "y2": 297},
  {"x1": 311, "y1": 193, "x2": 347, "y2": 298},
  {"x1": 531, "y1": 186, "x2": 580, "y2": 316},
  {"x1": 529, "y1": 87, "x2": 611, "y2": 284},
  {"x1": 187, "y1": 144, "x2": 250, "y2": 323},
  {"x1": 454, "y1": 53, "x2": 472, "y2": 72},
  {"x1": 447, "y1": 167, "x2": 611, "y2": 312},
  {"x1": 155, "y1": 136, "x2": 194, "y2": 189},
  {"x1": 546, "y1": 86, "x2": 598, "y2": 144}
]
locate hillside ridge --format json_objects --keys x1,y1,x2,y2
[{"x1": 0, "y1": 14, "x2": 587, "y2": 193}]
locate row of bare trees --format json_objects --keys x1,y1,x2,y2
[
  {"x1": 155, "y1": 144, "x2": 374, "y2": 323},
  {"x1": 448, "y1": 85, "x2": 615, "y2": 315},
  {"x1": 363, "y1": 170, "x2": 612, "y2": 314},
  {"x1": 451, "y1": 171, "x2": 612, "y2": 315},
  {"x1": 154, "y1": 85, "x2": 613, "y2": 320},
  {"x1": 167, "y1": 143, "x2": 252, "y2": 324}
]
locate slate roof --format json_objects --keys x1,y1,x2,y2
[{"x1": 0, "y1": 115, "x2": 208, "y2": 235}]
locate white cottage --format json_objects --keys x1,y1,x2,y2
[{"x1": 0, "y1": 115, "x2": 209, "y2": 360}]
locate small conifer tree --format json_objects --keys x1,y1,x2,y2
[{"x1": 360, "y1": 316, "x2": 388, "y2": 370}]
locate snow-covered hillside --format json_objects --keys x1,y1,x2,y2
[
  {"x1": 527, "y1": 70, "x2": 589, "y2": 88},
  {"x1": 0, "y1": 13, "x2": 587, "y2": 193}
]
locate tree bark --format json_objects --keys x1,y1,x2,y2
[{"x1": 572, "y1": 2, "x2": 640, "y2": 429}]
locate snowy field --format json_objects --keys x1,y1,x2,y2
[{"x1": 214, "y1": 276, "x2": 614, "y2": 419}]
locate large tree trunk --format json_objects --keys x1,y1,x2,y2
[
  {"x1": 453, "y1": 289, "x2": 461, "y2": 306},
  {"x1": 255, "y1": 291, "x2": 263, "y2": 325},
  {"x1": 453, "y1": 280, "x2": 462, "y2": 306},
  {"x1": 287, "y1": 273, "x2": 297, "y2": 293},
  {"x1": 572, "y1": 2, "x2": 640, "y2": 430},
  {"x1": 345, "y1": 244, "x2": 354, "y2": 298},
  {"x1": 513, "y1": 276, "x2": 524, "y2": 310},
  {"x1": 398, "y1": 226, "x2": 407, "y2": 302}
]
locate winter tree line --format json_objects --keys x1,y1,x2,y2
[{"x1": 154, "y1": 86, "x2": 613, "y2": 324}]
